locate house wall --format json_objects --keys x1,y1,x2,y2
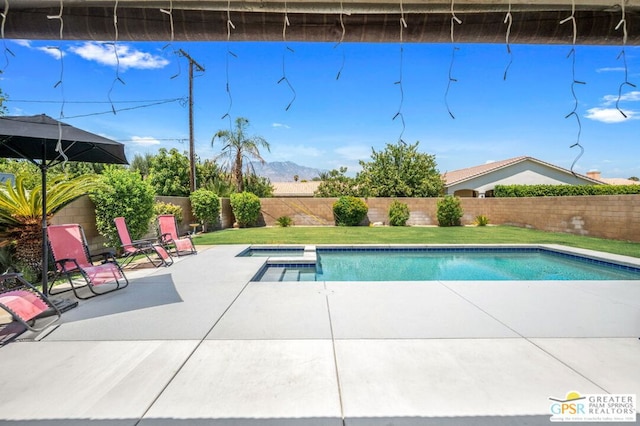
[
  {"x1": 53, "y1": 195, "x2": 640, "y2": 248},
  {"x1": 447, "y1": 161, "x2": 596, "y2": 196}
]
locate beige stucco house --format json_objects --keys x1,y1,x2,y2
[
  {"x1": 271, "y1": 181, "x2": 322, "y2": 197},
  {"x1": 443, "y1": 156, "x2": 604, "y2": 197}
]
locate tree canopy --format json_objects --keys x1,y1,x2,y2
[
  {"x1": 212, "y1": 117, "x2": 270, "y2": 193},
  {"x1": 357, "y1": 141, "x2": 444, "y2": 197},
  {"x1": 314, "y1": 142, "x2": 444, "y2": 197}
]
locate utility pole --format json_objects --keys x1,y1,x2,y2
[{"x1": 178, "y1": 49, "x2": 205, "y2": 192}]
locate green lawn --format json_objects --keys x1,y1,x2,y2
[{"x1": 193, "y1": 226, "x2": 640, "y2": 258}]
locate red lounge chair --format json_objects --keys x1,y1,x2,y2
[
  {"x1": 157, "y1": 214, "x2": 197, "y2": 256},
  {"x1": 114, "y1": 217, "x2": 173, "y2": 267},
  {"x1": 0, "y1": 273, "x2": 61, "y2": 332},
  {"x1": 47, "y1": 224, "x2": 129, "y2": 299}
]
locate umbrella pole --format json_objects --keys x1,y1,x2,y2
[{"x1": 41, "y1": 160, "x2": 49, "y2": 296}]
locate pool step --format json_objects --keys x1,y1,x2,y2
[
  {"x1": 282, "y1": 269, "x2": 300, "y2": 281},
  {"x1": 260, "y1": 267, "x2": 286, "y2": 282}
]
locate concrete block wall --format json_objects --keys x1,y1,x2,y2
[
  {"x1": 258, "y1": 195, "x2": 640, "y2": 242},
  {"x1": 54, "y1": 194, "x2": 640, "y2": 247},
  {"x1": 50, "y1": 196, "x2": 107, "y2": 252}
]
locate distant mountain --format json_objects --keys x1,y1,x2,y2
[{"x1": 249, "y1": 161, "x2": 325, "y2": 182}]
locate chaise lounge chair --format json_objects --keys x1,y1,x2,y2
[
  {"x1": 157, "y1": 214, "x2": 197, "y2": 256},
  {"x1": 47, "y1": 224, "x2": 129, "y2": 300},
  {"x1": 114, "y1": 217, "x2": 173, "y2": 268},
  {"x1": 0, "y1": 273, "x2": 61, "y2": 332}
]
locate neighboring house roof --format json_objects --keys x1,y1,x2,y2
[
  {"x1": 599, "y1": 178, "x2": 640, "y2": 185},
  {"x1": 272, "y1": 181, "x2": 321, "y2": 197},
  {"x1": 443, "y1": 156, "x2": 603, "y2": 187}
]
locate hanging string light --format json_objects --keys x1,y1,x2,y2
[
  {"x1": 1, "y1": 0, "x2": 15, "y2": 70},
  {"x1": 560, "y1": 0, "x2": 586, "y2": 174},
  {"x1": 222, "y1": 0, "x2": 237, "y2": 127},
  {"x1": 277, "y1": 0, "x2": 296, "y2": 111},
  {"x1": 503, "y1": 0, "x2": 513, "y2": 80},
  {"x1": 393, "y1": 0, "x2": 408, "y2": 144},
  {"x1": 445, "y1": 0, "x2": 462, "y2": 119},
  {"x1": 334, "y1": 0, "x2": 347, "y2": 80},
  {"x1": 160, "y1": 0, "x2": 181, "y2": 79},
  {"x1": 108, "y1": 0, "x2": 125, "y2": 114},
  {"x1": 46, "y1": 0, "x2": 68, "y2": 163},
  {"x1": 614, "y1": 1, "x2": 636, "y2": 118}
]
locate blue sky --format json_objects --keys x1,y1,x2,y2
[{"x1": 2, "y1": 39, "x2": 639, "y2": 179}]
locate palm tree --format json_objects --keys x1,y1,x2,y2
[
  {"x1": 212, "y1": 117, "x2": 270, "y2": 193},
  {"x1": 0, "y1": 174, "x2": 97, "y2": 276}
]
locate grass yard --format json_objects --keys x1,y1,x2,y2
[{"x1": 193, "y1": 225, "x2": 640, "y2": 258}]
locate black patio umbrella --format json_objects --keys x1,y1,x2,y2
[{"x1": 0, "y1": 114, "x2": 128, "y2": 295}]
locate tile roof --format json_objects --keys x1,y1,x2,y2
[
  {"x1": 442, "y1": 156, "x2": 528, "y2": 185},
  {"x1": 442, "y1": 156, "x2": 601, "y2": 186},
  {"x1": 599, "y1": 178, "x2": 640, "y2": 185}
]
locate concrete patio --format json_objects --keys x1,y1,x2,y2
[{"x1": 0, "y1": 244, "x2": 638, "y2": 425}]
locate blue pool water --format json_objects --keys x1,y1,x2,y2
[{"x1": 253, "y1": 247, "x2": 640, "y2": 281}]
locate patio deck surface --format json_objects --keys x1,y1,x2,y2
[{"x1": 0, "y1": 244, "x2": 639, "y2": 425}]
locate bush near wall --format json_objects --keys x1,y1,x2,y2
[{"x1": 494, "y1": 184, "x2": 640, "y2": 197}]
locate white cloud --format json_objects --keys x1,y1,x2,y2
[
  {"x1": 38, "y1": 46, "x2": 65, "y2": 60},
  {"x1": 602, "y1": 90, "x2": 640, "y2": 105},
  {"x1": 584, "y1": 107, "x2": 638, "y2": 123},
  {"x1": 272, "y1": 123, "x2": 291, "y2": 129},
  {"x1": 12, "y1": 40, "x2": 31, "y2": 48},
  {"x1": 69, "y1": 42, "x2": 169, "y2": 70},
  {"x1": 131, "y1": 136, "x2": 161, "y2": 146},
  {"x1": 12, "y1": 40, "x2": 65, "y2": 59}
]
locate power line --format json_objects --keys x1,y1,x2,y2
[
  {"x1": 6, "y1": 97, "x2": 186, "y2": 104},
  {"x1": 5, "y1": 98, "x2": 188, "y2": 119}
]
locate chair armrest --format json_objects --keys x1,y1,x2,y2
[{"x1": 131, "y1": 237, "x2": 159, "y2": 246}]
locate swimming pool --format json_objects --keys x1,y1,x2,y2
[{"x1": 251, "y1": 246, "x2": 640, "y2": 282}]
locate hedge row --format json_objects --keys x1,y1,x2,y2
[{"x1": 494, "y1": 184, "x2": 640, "y2": 197}]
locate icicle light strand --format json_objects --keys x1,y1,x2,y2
[
  {"x1": 614, "y1": 1, "x2": 636, "y2": 118},
  {"x1": 160, "y1": 0, "x2": 181, "y2": 79},
  {"x1": 277, "y1": 1, "x2": 296, "y2": 111},
  {"x1": 393, "y1": 0, "x2": 408, "y2": 144},
  {"x1": 1, "y1": 0, "x2": 15, "y2": 70},
  {"x1": 45, "y1": 1, "x2": 68, "y2": 164},
  {"x1": 222, "y1": 0, "x2": 237, "y2": 127},
  {"x1": 445, "y1": 0, "x2": 462, "y2": 119},
  {"x1": 334, "y1": 0, "x2": 346, "y2": 80},
  {"x1": 108, "y1": 0, "x2": 125, "y2": 114},
  {"x1": 503, "y1": 1, "x2": 513, "y2": 80},
  {"x1": 560, "y1": 0, "x2": 585, "y2": 174}
]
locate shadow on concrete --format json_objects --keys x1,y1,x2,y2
[{"x1": 59, "y1": 273, "x2": 183, "y2": 322}]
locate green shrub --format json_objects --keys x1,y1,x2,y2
[
  {"x1": 230, "y1": 192, "x2": 261, "y2": 228},
  {"x1": 388, "y1": 200, "x2": 410, "y2": 226},
  {"x1": 494, "y1": 184, "x2": 640, "y2": 197},
  {"x1": 474, "y1": 214, "x2": 490, "y2": 226},
  {"x1": 333, "y1": 196, "x2": 368, "y2": 226},
  {"x1": 276, "y1": 216, "x2": 293, "y2": 227},
  {"x1": 189, "y1": 189, "x2": 220, "y2": 232},
  {"x1": 437, "y1": 196, "x2": 463, "y2": 227},
  {"x1": 90, "y1": 167, "x2": 155, "y2": 248},
  {"x1": 154, "y1": 201, "x2": 183, "y2": 224}
]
